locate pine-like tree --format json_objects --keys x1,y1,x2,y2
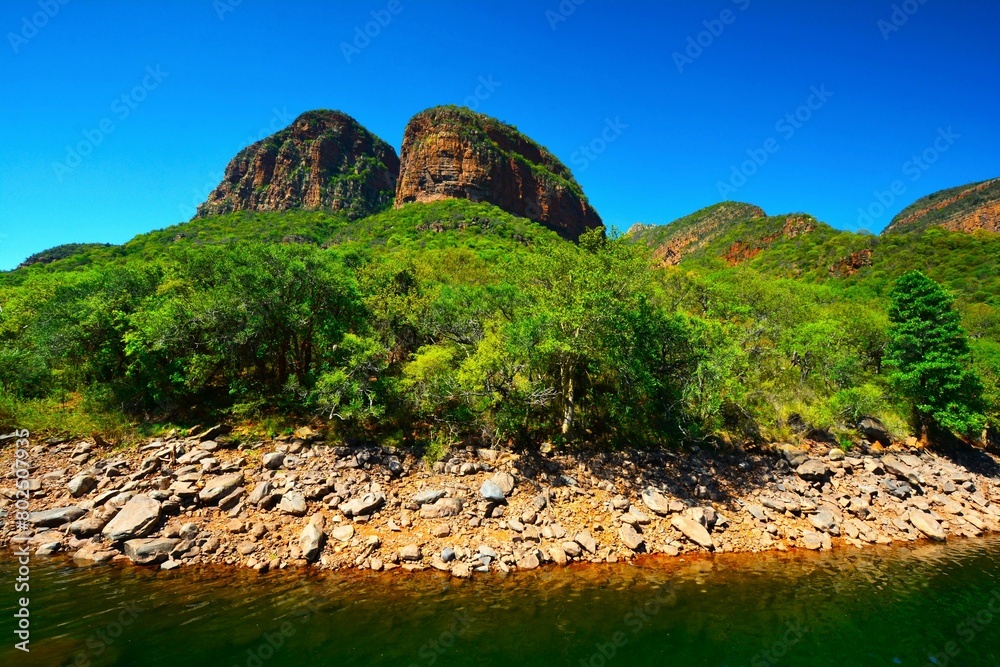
[{"x1": 886, "y1": 271, "x2": 986, "y2": 439}]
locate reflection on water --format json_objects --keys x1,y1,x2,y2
[{"x1": 3, "y1": 537, "x2": 1000, "y2": 666}]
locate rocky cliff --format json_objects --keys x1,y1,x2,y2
[
  {"x1": 196, "y1": 110, "x2": 399, "y2": 220},
  {"x1": 394, "y1": 106, "x2": 602, "y2": 241},
  {"x1": 884, "y1": 177, "x2": 1000, "y2": 235},
  {"x1": 628, "y1": 202, "x2": 766, "y2": 265}
]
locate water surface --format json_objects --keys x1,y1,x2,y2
[{"x1": 4, "y1": 538, "x2": 1000, "y2": 666}]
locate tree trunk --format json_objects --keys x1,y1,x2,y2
[{"x1": 561, "y1": 372, "x2": 575, "y2": 435}]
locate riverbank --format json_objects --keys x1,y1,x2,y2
[{"x1": 3, "y1": 428, "x2": 1000, "y2": 576}]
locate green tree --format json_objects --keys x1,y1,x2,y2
[{"x1": 886, "y1": 271, "x2": 985, "y2": 438}]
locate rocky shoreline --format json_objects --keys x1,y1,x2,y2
[{"x1": 3, "y1": 426, "x2": 1000, "y2": 577}]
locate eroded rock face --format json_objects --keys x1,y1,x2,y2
[
  {"x1": 395, "y1": 106, "x2": 602, "y2": 240},
  {"x1": 885, "y1": 177, "x2": 1000, "y2": 235},
  {"x1": 197, "y1": 110, "x2": 399, "y2": 220}
]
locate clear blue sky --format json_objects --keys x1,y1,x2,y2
[{"x1": 2, "y1": 0, "x2": 998, "y2": 269}]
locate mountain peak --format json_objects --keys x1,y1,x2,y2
[
  {"x1": 394, "y1": 105, "x2": 602, "y2": 241},
  {"x1": 196, "y1": 109, "x2": 399, "y2": 220}
]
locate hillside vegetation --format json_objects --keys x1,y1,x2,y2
[{"x1": 2, "y1": 197, "x2": 998, "y2": 452}]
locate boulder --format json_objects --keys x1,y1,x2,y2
[
  {"x1": 400, "y1": 544, "x2": 423, "y2": 562},
  {"x1": 796, "y1": 459, "x2": 829, "y2": 482},
  {"x1": 102, "y1": 495, "x2": 161, "y2": 542},
  {"x1": 330, "y1": 525, "x2": 355, "y2": 543},
  {"x1": 412, "y1": 488, "x2": 446, "y2": 505},
  {"x1": 808, "y1": 507, "x2": 839, "y2": 533},
  {"x1": 619, "y1": 524, "x2": 644, "y2": 551},
  {"x1": 882, "y1": 455, "x2": 920, "y2": 486},
  {"x1": 909, "y1": 511, "x2": 946, "y2": 541},
  {"x1": 123, "y1": 538, "x2": 180, "y2": 565},
  {"x1": 641, "y1": 487, "x2": 673, "y2": 516},
  {"x1": 575, "y1": 530, "x2": 598, "y2": 554},
  {"x1": 339, "y1": 493, "x2": 386, "y2": 518},
  {"x1": 198, "y1": 472, "x2": 244, "y2": 505},
  {"x1": 299, "y1": 524, "x2": 326, "y2": 562},
  {"x1": 419, "y1": 497, "x2": 463, "y2": 519},
  {"x1": 262, "y1": 452, "x2": 285, "y2": 470},
  {"x1": 670, "y1": 515, "x2": 714, "y2": 550},
  {"x1": 68, "y1": 474, "x2": 98, "y2": 498},
  {"x1": 491, "y1": 472, "x2": 516, "y2": 496},
  {"x1": 279, "y1": 491, "x2": 308, "y2": 517},
  {"x1": 858, "y1": 417, "x2": 891, "y2": 446},
  {"x1": 480, "y1": 480, "x2": 506, "y2": 502},
  {"x1": 29, "y1": 506, "x2": 86, "y2": 528}
]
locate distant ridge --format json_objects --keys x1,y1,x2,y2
[{"x1": 883, "y1": 177, "x2": 1000, "y2": 235}]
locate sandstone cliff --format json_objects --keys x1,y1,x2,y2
[
  {"x1": 628, "y1": 202, "x2": 766, "y2": 265},
  {"x1": 395, "y1": 106, "x2": 602, "y2": 241},
  {"x1": 196, "y1": 110, "x2": 399, "y2": 220},
  {"x1": 884, "y1": 177, "x2": 1000, "y2": 235}
]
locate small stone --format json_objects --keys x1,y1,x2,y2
[
  {"x1": 400, "y1": 544, "x2": 423, "y2": 562},
  {"x1": 491, "y1": 472, "x2": 516, "y2": 496},
  {"x1": 279, "y1": 491, "x2": 307, "y2": 517},
  {"x1": 516, "y1": 551, "x2": 540, "y2": 570},
  {"x1": 562, "y1": 541, "x2": 583, "y2": 558},
  {"x1": 441, "y1": 547, "x2": 456, "y2": 563},
  {"x1": 68, "y1": 474, "x2": 98, "y2": 498},
  {"x1": 549, "y1": 545, "x2": 568, "y2": 565},
  {"x1": 299, "y1": 523, "x2": 325, "y2": 562},
  {"x1": 619, "y1": 524, "x2": 643, "y2": 551},
  {"x1": 262, "y1": 452, "x2": 285, "y2": 470},
  {"x1": 412, "y1": 489, "x2": 446, "y2": 505},
  {"x1": 801, "y1": 532, "x2": 823, "y2": 550},
  {"x1": 432, "y1": 524, "x2": 451, "y2": 538},
  {"x1": 670, "y1": 515, "x2": 714, "y2": 550},
  {"x1": 909, "y1": 511, "x2": 946, "y2": 541},
  {"x1": 641, "y1": 487, "x2": 672, "y2": 515},
  {"x1": 330, "y1": 525, "x2": 355, "y2": 542},
  {"x1": 575, "y1": 530, "x2": 598, "y2": 553},
  {"x1": 796, "y1": 460, "x2": 829, "y2": 482},
  {"x1": 480, "y1": 480, "x2": 506, "y2": 502}
]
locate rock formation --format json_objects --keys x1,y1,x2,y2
[
  {"x1": 884, "y1": 177, "x2": 1000, "y2": 235},
  {"x1": 628, "y1": 202, "x2": 766, "y2": 265},
  {"x1": 395, "y1": 106, "x2": 602, "y2": 241},
  {"x1": 196, "y1": 110, "x2": 399, "y2": 220}
]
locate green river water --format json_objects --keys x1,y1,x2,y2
[{"x1": 3, "y1": 536, "x2": 1000, "y2": 666}]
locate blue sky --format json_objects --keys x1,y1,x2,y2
[{"x1": 1, "y1": 0, "x2": 998, "y2": 269}]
